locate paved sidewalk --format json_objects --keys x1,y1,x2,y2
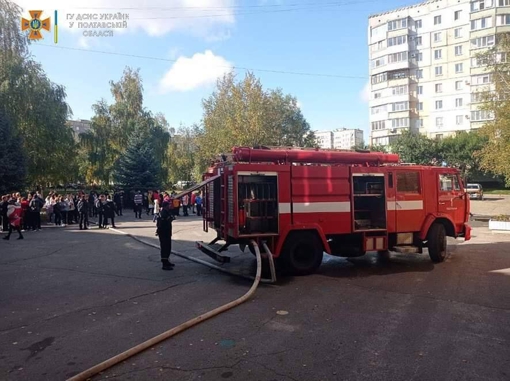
[
  {"x1": 1, "y1": 214, "x2": 510, "y2": 381},
  {"x1": 470, "y1": 195, "x2": 510, "y2": 217}
]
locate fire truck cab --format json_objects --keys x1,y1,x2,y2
[{"x1": 197, "y1": 146, "x2": 471, "y2": 276}]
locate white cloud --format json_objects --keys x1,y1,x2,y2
[
  {"x1": 159, "y1": 50, "x2": 233, "y2": 92},
  {"x1": 14, "y1": 0, "x2": 235, "y2": 39},
  {"x1": 360, "y1": 81, "x2": 370, "y2": 102}
]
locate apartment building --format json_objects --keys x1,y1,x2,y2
[
  {"x1": 315, "y1": 130, "x2": 334, "y2": 149},
  {"x1": 367, "y1": 0, "x2": 502, "y2": 146},
  {"x1": 314, "y1": 128, "x2": 364, "y2": 149}
]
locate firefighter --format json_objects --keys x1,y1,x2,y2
[{"x1": 156, "y1": 201, "x2": 175, "y2": 270}]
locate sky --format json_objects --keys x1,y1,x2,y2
[{"x1": 14, "y1": 0, "x2": 414, "y2": 143}]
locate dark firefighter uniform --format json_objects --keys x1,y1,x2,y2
[{"x1": 156, "y1": 202, "x2": 175, "y2": 270}]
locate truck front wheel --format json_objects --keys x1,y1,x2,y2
[
  {"x1": 427, "y1": 223, "x2": 447, "y2": 263},
  {"x1": 281, "y1": 231, "x2": 323, "y2": 276}
]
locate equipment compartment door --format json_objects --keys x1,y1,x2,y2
[
  {"x1": 437, "y1": 172, "x2": 465, "y2": 232},
  {"x1": 237, "y1": 172, "x2": 279, "y2": 236}
]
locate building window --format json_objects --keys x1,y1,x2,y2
[
  {"x1": 456, "y1": 80, "x2": 463, "y2": 90},
  {"x1": 454, "y1": 10, "x2": 462, "y2": 20},
  {"x1": 471, "y1": 35, "x2": 495, "y2": 49},
  {"x1": 434, "y1": 32, "x2": 442, "y2": 42},
  {"x1": 434, "y1": 15, "x2": 441, "y2": 25},
  {"x1": 436, "y1": 117, "x2": 443, "y2": 127},
  {"x1": 471, "y1": 16, "x2": 493, "y2": 31},
  {"x1": 455, "y1": 45, "x2": 463, "y2": 56},
  {"x1": 416, "y1": 69, "x2": 423, "y2": 79},
  {"x1": 374, "y1": 92, "x2": 381, "y2": 99},
  {"x1": 454, "y1": 28, "x2": 462, "y2": 38},
  {"x1": 434, "y1": 49, "x2": 442, "y2": 59},
  {"x1": 417, "y1": 85, "x2": 423, "y2": 95},
  {"x1": 418, "y1": 102, "x2": 423, "y2": 111},
  {"x1": 496, "y1": 14, "x2": 510, "y2": 26},
  {"x1": 371, "y1": 105, "x2": 387, "y2": 114},
  {"x1": 391, "y1": 117, "x2": 410, "y2": 128},
  {"x1": 435, "y1": 83, "x2": 443, "y2": 93},
  {"x1": 415, "y1": 19, "x2": 422, "y2": 29},
  {"x1": 436, "y1": 134, "x2": 444, "y2": 140},
  {"x1": 371, "y1": 72, "x2": 387, "y2": 84},
  {"x1": 435, "y1": 66, "x2": 443, "y2": 76},
  {"x1": 472, "y1": 0, "x2": 495, "y2": 12},
  {"x1": 371, "y1": 56, "x2": 387, "y2": 68},
  {"x1": 500, "y1": 0, "x2": 510, "y2": 6},
  {"x1": 471, "y1": 92, "x2": 484, "y2": 102},
  {"x1": 397, "y1": 172, "x2": 421, "y2": 193},
  {"x1": 471, "y1": 110, "x2": 494, "y2": 121},
  {"x1": 435, "y1": 100, "x2": 443, "y2": 109},
  {"x1": 415, "y1": 36, "x2": 422, "y2": 46},
  {"x1": 411, "y1": 51, "x2": 423, "y2": 62},
  {"x1": 388, "y1": 35, "x2": 408, "y2": 47},
  {"x1": 419, "y1": 118, "x2": 423, "y2": 127},
  {"x1": 391, "y1": 85, "x2": 408, "y2": 95},
  {"x1": 456, "y1": 115, "x2": 464, "y2": 125},
  {"x1": 455, "y1": 63, "x2": 464, "y2": 73},
  {"x1": 455, "y1": 98, "x2": 463, "y2": 107},
  {"x1": 371, "y1": 121, "x2": 386, "y2": 131},
  {"x1": 472, "y1": 74, "x2": 492, "y2": 84},
  {"x1": 388, "y1": 70, "x2": 409, "y2": 80},
  {"x1": 392, "y1": 101, "x2": 410, "y2": 111},
  {"x1": 388, "y1": 51, "x2": 409, "y2": 63},
  {"x1": 388, "y1": 18, "x2": 408, "y2": 31}
]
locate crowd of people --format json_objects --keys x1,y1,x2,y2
[
  {"x1": 134, "y1": 190, "x2": 203, "y2": 219},
  {"x1": 1, "y1": 189, "x2": 204, "y2": 241}
]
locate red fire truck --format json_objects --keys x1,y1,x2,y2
[{"x1": 194, "y1": 146, "x2": 471, "y2": 275}]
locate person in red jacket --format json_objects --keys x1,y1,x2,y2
[{"x1": 3, "y1": 199, "x2": 23, "y2": 240}]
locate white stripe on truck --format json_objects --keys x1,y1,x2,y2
[
  {"x1": 279, "y1": 202, "x2": 351, "y2": 214},
  {"x1": 278, "y1": 200, "x2": 424, "y2": 214}
]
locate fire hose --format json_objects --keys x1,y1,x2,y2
[{"x1": 67, "y1": 234, "x2": 263, "y2": 381}]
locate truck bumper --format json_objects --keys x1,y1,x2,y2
[{"x1": 461, "y1": 223, "x2": 472, "y2": 241}]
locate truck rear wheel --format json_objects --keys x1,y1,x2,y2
[
  {"x1": 281, "y1": 231, "x2": 323, "y2": 276},
  {"x1": 427, "y1": 223, "x2": 447, "y2": 263}
]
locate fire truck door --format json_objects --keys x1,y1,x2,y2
[
  {"x1": 437, "y1": 173, "x2": 466, "y2": 232},
  {"x1": 394, "y1": 170, "x2": 425, "y2": 232}
]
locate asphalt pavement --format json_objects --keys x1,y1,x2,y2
[{"x1": 1, "y1": 212, "x2": 509, "y2": 381}]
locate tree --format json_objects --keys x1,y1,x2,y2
[
  {"x1": 80, "y1": 68, "x2": 170, "y2": 185},
  {"x1": 0, "y1": 106, "x2": 26, "y2": 193},
  {"x1": 438, "y1": 131, "x2": 488, "y2": 181},
  {"x1": 113, "y1": 127, "x2": 162, "y2": 190},
  {"x1": 474, "y1": 33, "x2": 510, "y2": 185},
  {"x1": 0, "y1": 0, "x2": 29, "y2": 58},
  {"x1": 80, "y1": 100, "x2": 117, "y2": 185},
  {"x1": 166, "y1": 124, "x2": 205, "y2": 184},
  {"x1": 0, "y1": 0, "x2": 77, "y2": 187},
  {"x1": 198, "y1": 72, "x2": 316, "y2": 163},
  {"x1": 390, "y1": 130, "x2": 440, "y2": 164}
]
